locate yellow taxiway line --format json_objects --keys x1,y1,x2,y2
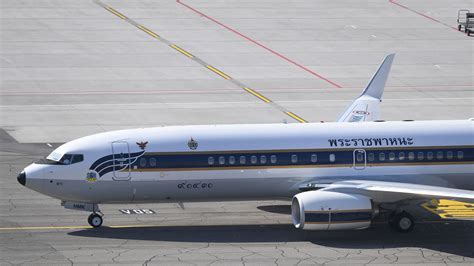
[
  {"x1": 136, "y1": 24, "x2": 160, "y2": 39},
  {"x1": 243, "y1": 88, "x2": 271, "y2": 103},
  {"x1": 170, "y1": 44, "x2": 194, "y2": 58},
  {"x1": 105, "y1": 6, "x2": 127, "y2": 20},
  {"x1": 0, "y1": 224, "x2": 161, "y2": 231},
  {"x1": 422, "y1": 199, "x2": 474, "y2": 219},
  {"x1": 97, "y1": 1, "x2": 308, "y2": 124},
  {"x1": 206, "y1": 65, "x2": 231, "y2": 80},
  {"x1": 285, "y1": 111, "x2": 308, "y2": 123}
]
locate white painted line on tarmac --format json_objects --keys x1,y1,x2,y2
[{"x1": 1, "y1": 97, "x2": 472, "y2": 108}]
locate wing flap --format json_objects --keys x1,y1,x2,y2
[{"x1": 319, "y1": 180, "x2": 474, "y2": 203}]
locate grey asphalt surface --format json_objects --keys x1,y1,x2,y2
[{"x1": 1, "y1": 0, "x2": 473, "y2": 265}]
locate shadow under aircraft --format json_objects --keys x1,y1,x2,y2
[{"x1": 69, "y1": 221, "x2": 474, "y2": 258}]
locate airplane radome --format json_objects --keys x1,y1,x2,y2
[{"x1": 18, "y1": 54, "x2": 474, "y2": 232}]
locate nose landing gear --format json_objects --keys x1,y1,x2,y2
[{"x1": 88, "y1": 213, "x2": 103, "y2": 228}]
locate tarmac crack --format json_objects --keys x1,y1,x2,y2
[
  {"x1": 110, "y1": 248, "x2": 130, "y2": 263},
  {"x1": 7, "y1": 199, "x2": 17, "y2": 212},
  {"x1": 157, "y1": 244, "x2": 209, "y2": 266},
  {"x1": 229, "y1": 243, "x2": 259, "y2": 264},
  {"x1": 294, "y1": 246, "x2": 324, "y2": 265},
  {"x1": 47, "y1": 245, "x2": 74, "y2": 266},
  {"x1": 142, "y1": 253, "x2": 160, "y2": 266}
]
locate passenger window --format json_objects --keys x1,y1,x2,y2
[
  {"x1": 239, "y1": 156, "x2": 246, "y2": 164},
  {"x1": 251, "y1": 156, "x2": 257, "y2": 164},
  {"x1": 427, "y1": 152, "x2": 434, "y2": 160},
  {"x1": 389, "y1": 152, "x2": 395, "y2": 161},
  {"x1": 150, "y1": 157, "x2": 156, "y2": 167},
  {"x1": 367, "y1": 153, "x2": 374, "y2": 162},
  {"x1": 311, "y1": 154, "x2": 318, "y2": 163},
  {"x1": 219, "y1": 156, "x2": 225, "y2": 165},
  {"x1": 408, "y1": 152, "x2": 415, "y2": 161},
  {"x1": 208, "y1": 157, "x2": 214, "y2": 165},
  {"x1": 260, "y1": 155, "x2": 267, "y2": 164},
  {"x1": 270, "y1": 155, "x2": 277, "y2": 164},
  {"x1": 229, "y1": 156, "x2": 235, "y2": 165},
  {"x1": 446, "y1": 151, "x2": 453, "y2": 160},
  {"x1": 398, "y1": 152, "x2": 405, "y2": 160},
  {"x1": 291, "y1": 155, "x2": 298, "y2": 163},
  {"x1": 139, "y1": 157, "x2": 146, "y2": 167},
  {"x1": 379, "y1": 153, "x2": 385, "y2": 161},
  {"x1": 436, "y1": 151, "x2": 443, "y2": 160},
  {"x1": 417, "y1": 152, "x2": 424, "y2": 160},
  {"x1": 457, "y1": 151, "x2": 464, "y2": 159},
  {"x1": 71, "y1": 154, "x2": 84, "y2": 164},
  {"x1": 329, "y1": 154, "x2": 336, "y2": 163}
]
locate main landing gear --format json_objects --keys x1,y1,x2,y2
[
  {"x1": 389, "y1": 211, "x2": 415, "y2": 233},
  {"x1": 88, "y1": 213, "x2": 103, "y2": 228}
]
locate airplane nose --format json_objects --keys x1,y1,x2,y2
[{"x1": 17, "y1": 171, "x2": 26, "y2": 186}]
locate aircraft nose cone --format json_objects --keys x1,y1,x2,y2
[{"x1": 17, "y1": 171, "x2": 26, "y2": 186}]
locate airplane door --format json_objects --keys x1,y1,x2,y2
[
  {"x1": 353, "y1": 149, "x2": 366, "y2": 170},
  {"x1": 111, "y1": 141, "x2": 131, "y2": 180}
]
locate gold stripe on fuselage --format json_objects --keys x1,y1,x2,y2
[
  {"x1": 126, "y1": 161, "x2": 473, "y2": 172},
  {"x1": 144, "y1": 145, "x2": 474, "y2": 156},
  {"x1": 305, "y1": 220, "x2": 371, "y2": 224}
]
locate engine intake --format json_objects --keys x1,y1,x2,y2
[{"x1": 291, "y1": 191, "x2": 374, "y2": 230}]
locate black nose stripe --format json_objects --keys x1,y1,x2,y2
[{"x1": 17, "y1": 171, "x2": 26, "y2": 186}]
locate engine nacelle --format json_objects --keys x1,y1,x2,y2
[{"x1": 291, "y1": 191, "x2": 374, "y2": 230}]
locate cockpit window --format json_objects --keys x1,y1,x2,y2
[
  {"x1": 37, "y1": 153, "x2": 84, "y2": 165},
  {"x1": 72, "y1": 154, "x2": 84, "y2": 164},
  {"x1": 59, "y1": 154, "x2": 73, "y2": 165}
]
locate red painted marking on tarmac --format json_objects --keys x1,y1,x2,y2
[
  {"x1": 176, "y1": 0, "x2": 342, "y2": 88},
  {"x1": 389, "y1": 0, "x2": 458, "y2": 31}
]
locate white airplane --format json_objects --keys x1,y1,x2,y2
[{"x1": 18, "y1": 54, "x2": 474, "y2": 232}]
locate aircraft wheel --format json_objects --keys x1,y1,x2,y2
[
  {"x1": 390, "y1": 211, "x2": 415, "y2": 233},
  {"x1": 88, "y1": 213, "x2": 103, "y2": 228}
]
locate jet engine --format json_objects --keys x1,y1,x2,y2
[{"x1": 291, "y1": 190, "x2": 375, "y2": 230}]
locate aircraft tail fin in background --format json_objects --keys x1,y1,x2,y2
[{"x1": 337, "y1": 54, "x2": 395, "y2": 122}]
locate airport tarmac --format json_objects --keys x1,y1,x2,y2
[{"x1": 1, "y1": 0, "x2": 473, "y2": 264}]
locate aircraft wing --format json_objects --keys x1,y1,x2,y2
[
  {"x1": 312, "y1": 180, "x2": 474, "y2": 203},
  {"x1": 337, "y1": 54, "x2": 395, "y2": 122}
]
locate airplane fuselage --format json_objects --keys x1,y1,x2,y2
[{"x1": 23, "y1": 119, "x2": 474, "y2": 204}]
